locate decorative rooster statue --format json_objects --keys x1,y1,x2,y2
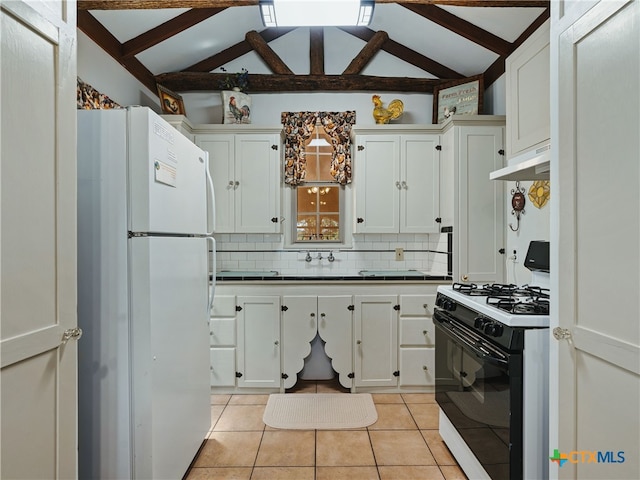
[{"x1": 372, "y1": 95, "x2": 404, "y2": 124}]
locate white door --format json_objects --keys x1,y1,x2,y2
[
  {"x1": 552, "y1": 2, "x2": 640, "y2": 479},
  {"x1": 318, "y1": 296, "x2": 353, "y2": 388},
  {"x1": 456, "y1": 125, "x2": 505, "y2": 284},
  {"x1": 1, "y1": 1, "x2": 77, "y2": 478},
  {"x1": 400, "y1": 134, "x2": 440, "y2": 233},
  {"x1": 128, "y1": 108, "x2": 208, "y2": 235},
  {"x1": 354, "y1": 135, "x2": 400, "y2": 233},
  {"x1": 129, "y1": 236, "x2": 210, "y2": 479},
  {"x1": 236, "y1": 295, "x2": 281, "y2": 388},
  {"x1": 235, "y1": 134, "x2": 280, "y2": 233},
  {"x1": 197, "y1": 134, "x2": 236, "y2": 233},
  {"x1": 281, "y1": 296, "x2": 318, "y2": 389},
  {"x1": 354, "y1": 295, "x2": 398, "y2": 387}
]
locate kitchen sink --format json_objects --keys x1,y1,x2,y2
[
  {"x1": 358, "y1": 270, "x2": 426, "y2": 277},
  {"x1": 217, "y1": 270, "x2": 279, "y2": 277}
]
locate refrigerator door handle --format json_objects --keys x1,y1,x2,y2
[
  {"x1": 207, "y1": 236, "x2": 216, "y2": 314},
  {"x1": 204, "y1": 151, "x2": 216, "y2": 235}
]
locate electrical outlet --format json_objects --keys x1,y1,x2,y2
[{"x1": 395, "y1": 247, "x2": 404, "y2": 261}]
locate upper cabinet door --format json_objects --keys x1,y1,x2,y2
[
  {"x1": 354, "y1": 135, "x2": 401, "y2": 233},
  {"x1": 506, "y1": 19, "x2": 550, "y2": 160},
  {"x1": 197, "y1": 134, "x2": 235, "y2": 233},
  {"x1": 400, "y1": 134, "x2": 440, "y2": 234},
  {"x1": 235, "y1": 134, "x2": 281, "y2": 233},
  {"x1": 197, "y1": 130, "x2": 281, "y2": 234}
]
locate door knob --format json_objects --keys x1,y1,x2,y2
[{"x1": 553, "y1": 327, "x2": 571, "y2": 340}]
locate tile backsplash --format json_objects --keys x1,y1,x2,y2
[{"x1": 213, "y1": 232, "x2": 450, "y2": 276}]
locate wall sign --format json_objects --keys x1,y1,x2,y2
[{"x1": 432, "y1": 74, "x2": 483, "y2": 124}]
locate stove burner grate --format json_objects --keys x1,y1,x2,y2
[{"x1": 486, "y1": 295, "x2": 550, "y2": 315}]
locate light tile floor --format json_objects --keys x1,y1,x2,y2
[{"x1": 185, "y1": 380, "x2": 467, "y2": 480}]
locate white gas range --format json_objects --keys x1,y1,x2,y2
[{"x1": 433, "y1": 241, "x2": 550, "y2": 480}]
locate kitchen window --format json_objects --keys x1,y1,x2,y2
[{"x1": 295, "y1": 124, "x2": 344, "y2": 243}]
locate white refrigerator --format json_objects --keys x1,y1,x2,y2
[{"x1": 77, "y1": 107, "x2": 215, "y2": 479}]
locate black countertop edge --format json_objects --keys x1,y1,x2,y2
[{"x1": 213, "y1": 274, "x2": 452, "y2": 282}]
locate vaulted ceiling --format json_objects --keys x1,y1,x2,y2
[{"x1": 77, "y1": 0, "x2": 550, "y2": 97}]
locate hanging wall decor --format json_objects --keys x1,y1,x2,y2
[
  {"x1": 528, "y1": 180, "x2": 551, "y2": 209},
  {"x1": 222, "y1": 90, "x2": 251, "y2": 124},
  {"x1": 509, "y1": 181, "x2": 526, "y2": 232}
]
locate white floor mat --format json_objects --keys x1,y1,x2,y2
[{"x1": 263, "y1": 393, "x2": 378, "y2": 430}]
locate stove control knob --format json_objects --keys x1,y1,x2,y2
[
  {"x1": 443, "y1": 300, "x2": 456, "y2": 311},
  {"x1": 484, "y1": 322, "x2": 504, "y2": 337},
  {"x1": 474, "y1": 317, "x2": 487, "y2": 329}
]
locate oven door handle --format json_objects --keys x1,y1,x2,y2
[{"x1": 434, "y1": 318, "x2": 509, "y2": 368}]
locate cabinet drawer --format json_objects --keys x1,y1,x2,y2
[
  {"x1": 210, "y1": 318, "x2": 235, "y2": 346},
  {"x1": 211, "y1": 295, "x2": 236, "y2": 317},
  {"x1": 210, "y1": 348, "x2": 236, "y2": 387},
  {"x1": 400, "y1": 294, "x2": 435, "y2": 316},
  {"x1": 399, "y1": 348, "x2": 435, "y2": 386},
  {"x1": 399, "y1": 318, "x2": 435, "y2": 346}
]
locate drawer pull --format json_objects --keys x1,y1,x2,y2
[
  {"x1": 423, "y1": 365, "x2": 428, "y2": 371},
  {"x1": 423, "y1": 330, "x2": 428, "y2": 335}
]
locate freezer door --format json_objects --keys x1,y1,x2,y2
[
  {"x1": 128, "y1": 107, "x2": 208, "y2": 234},
  {"x1": 129, "y1": 236, "x2": 210, "y2": 479}
]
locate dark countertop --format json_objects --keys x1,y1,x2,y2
[{"x1": 214, "y1": 273, "x2": 451, "y2": 282}]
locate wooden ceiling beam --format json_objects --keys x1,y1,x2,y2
[
  {"x1": 122, "y1": 8, "x2": 226, "y2": 58},
  {"x1": 309, "y1": 28, "x2": 324, "y2": 75},
  {"x1": 77, "y1": 10, "x2": 158, "y2": 93},
  {"x1": 183, "y1": 27, "x2": 294, "y2": 72},
  {"x1": 340, "y1": 26, "x2": 464, "y2": 79},
  {"x1": 245, "y1": 30, "x2": 294, "y2": 74},
  {"x1": 156, "y1": 72, "x2": 443, "y2": 93},
  {"x1": 79, "y1": 1, "x2": 549, "y2": 10},
  {"x1": 483, "y1": 7, "x2": 549, "y2": 87},
  {"x1": 400, "y1": 3, "x2": 512, "y2": 56},
  {"x1": 343, "y1": 30, "x2": 389, "y2": 75}
]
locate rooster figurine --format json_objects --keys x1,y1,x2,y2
[{"x1": 372, "y1": 95, "x2": 404, "y2": 124}]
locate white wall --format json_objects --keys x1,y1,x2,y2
[
  {"x1": 78, "y1": 31, "x2": 160, "y2": 111},
  {"x1": 504, "y1": 180, "x2": 550, "y2": 285}
]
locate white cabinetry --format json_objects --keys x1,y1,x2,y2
[
  {"x1": 213, "y1": 282, "x2": 442, "y2": 393},
  {"x1": 354, "y1": 295, "x2": 398, "y2": 387},
  {"x1": 441, "y1": 116, "x2": 506, "y2": 284},
  {"x1": 506, "y1": 19, "x2": 550, "y2": 161},
  {"x1": 398, "y1": 295, "x2": 436, "y2": 387},
  {"x1": 209, "y1": 295, "x2": 237, "y2": 387},
  {"x1": 236, "y1": 295, "x2": 281, "y2": 389},
  {"x1": 195, "y1": 127, "x2": 281, "y2": 233},
  {"x1": 353, "y1": 128, "x2": 440, "y2": 234},
  {"x1": 281, "y1": 295, "x2": 353, "y2": 389}
]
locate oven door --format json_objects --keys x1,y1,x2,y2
[{"x1": 434, "y1": 309, "x2": 523, "y2": 480}]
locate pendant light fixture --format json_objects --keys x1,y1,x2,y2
[{"x1": 259, "y1": 0, "x2": 375, "y2": 28}]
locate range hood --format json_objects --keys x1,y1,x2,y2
[{"x1": 490, "y1": 144, "x2": 550, "y2": 181}]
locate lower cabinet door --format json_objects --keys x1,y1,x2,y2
[
  {"x1": 210, "y1": 348, "x2": 236, "y2": 387},
  {"x1": 398, "y1": 348, "x2": 435, "y2": 387}
]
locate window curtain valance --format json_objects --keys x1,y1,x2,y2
[{"x1": 281, "y1": 111, "x2": 356, "y2": 186}]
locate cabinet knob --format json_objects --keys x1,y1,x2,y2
[
  {"x1": 271, "y1": 144, "x2": 278, "y2": 150},
  {"x1": 271, "y1": 217, "x2": 279, "y2": 223},
  {"x1": 395, "y1": 181, "x2": 401, "y2": 189},
  {"x1": 228, "y1": 180, "x2": 234, "y2": 187},
  {"x1": 423, "y1": 365, "x2": 429, "y2": 371},
  {"x1": 357, "y1": 145, "x2": 364, "y2": 151},
  {"x1": 310, "y1": 312, "x2": 315, "y2": 317},
  {"x1": 423, "y1": 330, "x2": 427, "y2": 335},
  {"x1": 234, "y1": 181, "x2": 240, "y2": 187},
  {"x1": 320, "y1": 313, "x2": 325, "y2": 318},
  {"x1": 357, "y1": 340, "x2": 362, "y2": 345},
  {"x1": 461, "y1": 274, "x2": 469, "y2": 282},
  {"x1": 401, "y1": 181, "x2": 407, "y2": 189},
  {"x1": 498, "y1": 149, "x2": 505, "y2": 156},
  {"x1": 357, "y1": 217, "x2": 364, "y2": 223},
  {"x1": 274, "y1": 340, "x2": 279, "y2": 346},
  {"x1": 435, "y1": 217, "x2": 442, "y2": 223},
  {"x1": 423, "y1": 304, "x2": 428, "y2": 309}
]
